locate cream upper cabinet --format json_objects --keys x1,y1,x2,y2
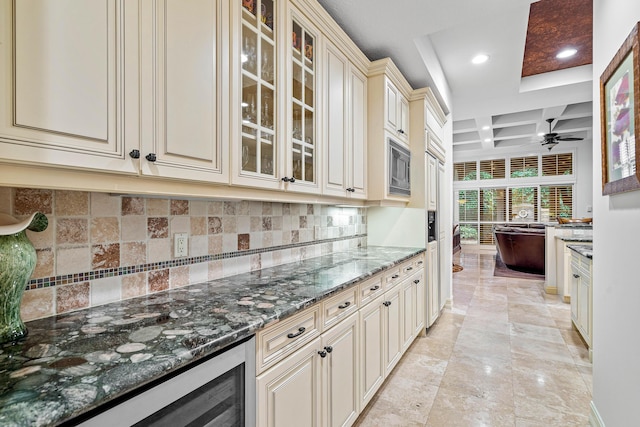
[
  {"x1": 285, "y1": 7, "x2": 321, "y2": 194},
  {"x1": 323, "y1": 41, "x2": 367, "y2": 199},
  {"x1": 231, "y1": 0, "x2": 282, "y2": 190},
  {"x1": 366, "y1": 59, "x2": 412, "y2": 205},
  {"x1": 0, "y1": 0, "x2": 138, "y2": 174},
  {"x1": 139, "y1": 0, "x2": 227, "y2": 183},
  {"x1": 384, "y1": 79, "x2": 409, "y2": 143},
  {"x1": 427, "y1": 154, "x2": 438, "y2": 211}
]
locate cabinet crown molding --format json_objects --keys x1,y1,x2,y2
[
  {"x1": 368, "y1": 58, "x2": 413, "y2": 97},
  {"x1": 410, "y1": 87, "x2": 447, "y2": 127}
]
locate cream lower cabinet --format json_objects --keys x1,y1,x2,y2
[
  {"x1": 257, "y1": 312, "x2": 359, "y2": 427},
  {"x1": 570, "y1": 251, "x2": 592, "y2": 355},
  {"x1": 257, "y1": 254, "x2": 425, "y2": 427},
  {"x1": 427, "y1": 241, "x2": 439, "y2": 327}
]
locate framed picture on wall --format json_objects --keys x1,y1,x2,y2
[{"x1": 600, "y1": 21, "x2": 640, "y2": 195}]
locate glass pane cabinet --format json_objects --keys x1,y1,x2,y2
[
  {"x1": 290, "y1": 18, "x2": 316, "y2": 184},
  {"x1": 241, "y1": 0, "x2": 276, "y2": 177}
]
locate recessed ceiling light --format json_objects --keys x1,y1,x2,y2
[
  {"x1": 482, "y1": 125, "x2": 490, "y2": 131},
  {"x1": 472, "y1": 54, "x2": 489, "y2": 65},
  {"x1": 556, "y1": 48, "x2": 577, "y2": 59},
  {"x1": 538, "y1": 132, "x2": 545, "y2": 136},
  {"x1": 484, "y1": 138, "x2": 491, "y2": 142}
]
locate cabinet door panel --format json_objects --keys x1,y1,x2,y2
[
  {"x1": 325, "y1": 45, "x2": 346, "y2": 192},
  {"x1": 385, "y1": 81, "x2": 398, "y2": 131},
  {"x1": 359, "y1": 295, "x2": 384, "y2": 408},
  {"x1": 142, "y1": 0, "x2": 225, "y2": 182},
  {"x1": 0, "y1": 0, "x2": 137, "y2": 174},
  {"x1": 383, "y1": 286, "x2": 402, "y2": 376},
  {"x1": 349, "y1": 68, "x2": 367, "y2": 198},
  {"x1": 257, "y1": 339, "x2": 321, "y2": 427},
  {"x1": 322, "y1": 313, "x2": 359, "y2": 427}
]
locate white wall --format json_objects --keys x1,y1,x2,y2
[{"x1": 591, "y1": 2, "x2": 640, "y2": 425}]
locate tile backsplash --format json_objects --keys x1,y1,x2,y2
[{"x1": 0, "y1": 187, "x2": 367, "y2": 321}]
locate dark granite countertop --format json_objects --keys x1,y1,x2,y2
[
  {"x1": 557, "y1": 235, "x2": 593, "y2": 242},
  {"x1": 568, "y1": 244, "x2": 593, "y2": 259},
  {"x1": 0, "y1": 246, "x2": 424, "y2": 426}
]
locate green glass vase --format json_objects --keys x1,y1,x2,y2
[{"x1": 0, "y1": 212, "x2": 48, "y2": 344}]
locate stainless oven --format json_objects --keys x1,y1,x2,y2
[
  {"x1": 79, "y1": 336, "x2": 256, "y2": 427},
  {"x1": 388, "y1": 138, "x2": 411, "y2": 196}
]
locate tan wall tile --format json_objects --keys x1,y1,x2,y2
[
  {"x1": 208, "y1": 260, "x2": 223, "y2": 280},
  {"x1": 147, "y1": 239, "x2": 170, "y2": 263},
  {"x1": 148, "y1": 217, "x2": 169, "y2": 239},
  {"x1": 209, "y1": 235, "x2": 223, "y2": 255},
  {"x1": 189, "y1": 235, "x2": 208, "y2": 257},
  {"x1": 121, "y1": 197, "x2": 145, "y2": 215},
  {"x1": 190, "y1": 200, "x2": 207, "y2": 216},
  {"x1": 121, "y1": 216, "x2": 147, "y2": 241},
  {"x1": 14, "y1": 188, "x2": 53, "y2": 215},
  {"x1": 33, "y1": 248, "x2": 54, "y2": 279},
  {"x1": 121, "y1": 241, "x2": 147, "y2": 267},
  {"x1": 91, "y1": 276, "x2": 122, "y2": 306},
  {"x1": 57, "y1": 282, "x2": 90, "y2": 313},
  {"x1": 147, "y1": 198, "x2": 169, "y2": 216},
  {"x1": 148, "y1": 269, "x2": 169, "y2": 293},
  {"x1": 170, "y1": 216, "x2": 189, "y2": 234},
  {"x1": 208, "y1": 217, "x2": 222, "y2": 234},
  {"x1": 20, "y1": 287, "x2": 54, "y2": 321},
  {"x1": 170, "y1": 266, "x2": 190, "y2": 288},
  {"x1": 122, "y1": 273, "x2": 146, "y2": 299},
  {"x1": 92, "y1": 243, "x2": 120, "y2": 269},
  {"x1": 55, "y1": 190, "x2": 89, "y2": 216},
  {"x1": 56, "y1": 247, "x2": 91, "y2": 275},
  {"x1": 91, "y1": 217, "x2": 120, "y2": 244},
  {"x1": 27, "y1": 224, "x2": 54, "y2": 250},
  {"x1": 56, "y1": 218, "x2": 88, "y2": 245},
  {"x1": 238, "y1": 233, "x2": 250, "y2": 250},
  {"x1": 0, "y1": 187, "x2": 12, "y2": 214},
  {"x1": 91, "y1": 193, "x2": 121, "y2": 216},
  {"x1": 190, "y1": 217, "x2": 207, "y2": 235},
  {"x1": 170, "y1": 199, "x2": 189, "y2": 216},
  {"x1": 208, "y1": 201, "x2": 223, "y2": 216},
  {"x1": 189, "y1": 263, "x2": 208, "y2": 284}
]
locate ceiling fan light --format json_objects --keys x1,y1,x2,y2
[
  {"x1": 472, "y1": 54, "x2": 489, "y2": 64},
  {"x1": 556, "y1": 48, "x2": 577, "y2": 59}
]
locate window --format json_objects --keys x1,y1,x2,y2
[
  {"x1": 541, "y1": 185, "x2": 573, "y2": 220},
  {"x1": 509, "y1": 187, "x2": 538, "y2": 221},
  {"x1": 510, "y1": 156, "x2": 538, "y2": 178},
  {"x1": 458, "y1": 190, "x2": 478, "y2": 221},
  {"x1": 479, "y1": 159, "x2": 506, "y2": 179},
  {"x1": 454, "y1": 162, "x2": 477, "y2": 181},
  {"x1": 479, "y1": 188, "x2": 506, "y2": 221},
  {"x1": 542, "y1": 153, "x2": 573, "y2": 176}
]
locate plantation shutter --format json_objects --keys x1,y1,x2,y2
[
  {"x1": 458, "y1": 190, "x2": 479, "y2": 221},
  {"x1": 509, "y1": 187, "x2": 538, "y2": 221},
  {"x1": 479, "y1": 159, "x2": 506, "y2": 179},
  {"x1": 542, "y1": 153, "x2": 573, "y2": 176},
  {"x1": 479, "y1": 188, "x2": 506, "y2": 221},
  {"x1": 454, "y1": 162, "x2": 477, "y2": 181},
  {"x1": 510, "y1": 156, "x2": 538, "y2": 178},
  {"x1": 541, "y1": 185, "x2": 573, "y2": 220}
]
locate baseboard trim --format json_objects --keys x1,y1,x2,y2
[
  {"x1": 589, "y1": 401, "x2": 605, "y2": 427},
  {"x1": 545, "y1": 286, "x2": 558, "y2": 294},
  {"x1": 445, "y1": 298, "x2": 452, "y2": 309},
  {"x1": 563, "y1": 295, "x2": 571, "y2": 303}
]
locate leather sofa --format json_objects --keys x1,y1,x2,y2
[{"x1": 493, "y1": 224, "x2": 545, "y2": 274}]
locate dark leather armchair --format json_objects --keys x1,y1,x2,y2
[{"x1": 493, "y1": 225, "x2": 545, "y2": 274}]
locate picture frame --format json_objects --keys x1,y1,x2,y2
[{"x1": 600, "y1": 21, "x2": 640, "y2": 195}]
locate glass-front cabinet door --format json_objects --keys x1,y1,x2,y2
[
  {"x1": 287, "y1": 11, "x2": 319, "y2": 192},
  {"x1": 236, "y1": 0, "x2": 278, "y2": 185}
]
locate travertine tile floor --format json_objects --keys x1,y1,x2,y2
[{"x1": 354, "y1": 248, "x2": 592, "y2": 427}]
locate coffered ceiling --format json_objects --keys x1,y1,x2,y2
[{"x1": 316, "y1": 0, "x2": 594, "y2": 156}]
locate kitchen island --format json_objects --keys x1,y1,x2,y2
[{"x1": 0, "y1": 246, "x2": 424, "y2": 426}]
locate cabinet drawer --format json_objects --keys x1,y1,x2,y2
[
  {"x1": 256, "y1": 305, "x2": 321, "y2": 374},
  {"x1": 322, "y1": 287, "x2": 359, "y2": 330},
  {"x1": 359, "y1": 275, "x2": 384, "y2": 307},
  {"x1": 383, "y1": 267, "x2": 402, "y2": 290}
]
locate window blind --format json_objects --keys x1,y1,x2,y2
[
  {"x1": 542, "y1": 153, "x2": 573, "y2": 176},
  {"x1": 458, "y1": 190, "x2": 479, "y2": 221},
  {"x1": 479, "y1": 188, "x2": 506, "y2": 221},
  {"x1": 479, "y1": 159, "x2": 506, "y2": 180},
  {"x1": 541, "y1": 185, "x2": 573, "y2": 220},
  {"x1": 453, "y1": 162, "x2": 477, "y2": 181},
  {"x1": 509, "y1": 187, "x2": 538, "y2": 221},
  {"x1": 510, "y1": 156, "x2": 538, "y2": 178}
]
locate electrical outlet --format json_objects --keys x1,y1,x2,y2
[{"x1": 174, "y1": 233, "x2": 188, "y2": 258}]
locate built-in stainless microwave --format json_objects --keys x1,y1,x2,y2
[{"x1": 388, "y1": 139, "x2": 411, "y2": 196}]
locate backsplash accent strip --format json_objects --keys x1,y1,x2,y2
[{"x1": 26, "y1": 233, "x2": 367, "y2": 290}]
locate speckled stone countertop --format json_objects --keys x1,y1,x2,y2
[
  {"x1": 0, "y1": 246, "x2": 423, "y2": 426},
  {"x1": 568, "y1": 244, "x2": 593, "y2": 259},
  {"x1": 557, "y1": 235, "x2": 593, "y2": 242}
]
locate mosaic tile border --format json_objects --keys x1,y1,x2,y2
[{"x1": 26, "y1": 234, "x2": 367, "y2": 290}]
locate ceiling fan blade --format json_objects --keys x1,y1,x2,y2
[{"x1": 556, "y1": 136, "x2": 584, "y2": 141}]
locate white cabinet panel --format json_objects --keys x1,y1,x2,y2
[
  {"x1": 0, "y1": 0, "x2": 138, "y2": 174},
  {"x1": 383, "y1": 285, "x2": 402, "y2": 376},
  {"x1": 140, "y1": 0, "x2": 226, "y2": 182},
  {"x1": 325, "y1": 45, "x2": 347, "y2": 193},
  {"x1": 349, "y1": 68, "x2": 367, "y2": 198},
  {"x1": 358, "y1": 295, "x2": 384, "y2": 408}
]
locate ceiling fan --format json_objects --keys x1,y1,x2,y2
[{"x1": 540, "y1": 118, "x2": 584, "y2": 150}]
